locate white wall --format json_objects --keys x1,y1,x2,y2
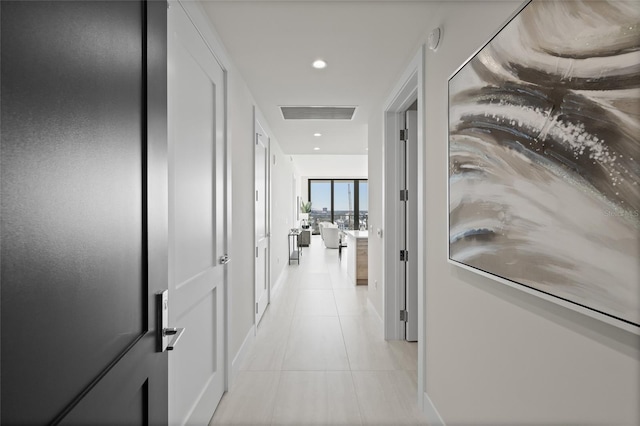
[
  {"x1": 294, "y1": 154, "x2": 368, "y2": 202},
  {"x1": 366, "y1": 116, "x2": 384, "y2": 316},
  {"x1": 228, "y1": 66, "x2": 298, "y2": 366},
  {"x1": 269, "y1": 135, "x2": 298, "y2": 289},
  {"x1": 226, "y1": 68, "x2": 255, "y2": 361},
  {"x1": 292, "y1": 155, "x2": 368, "y2": 178},
  {"x1": 369, "y1": 1, "x2": 640, "y2": 424}
]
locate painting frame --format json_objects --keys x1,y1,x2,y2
[{"x1": 447, "y1": 0, "x2": 640, "y2": 333}]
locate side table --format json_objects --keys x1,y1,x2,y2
[{"x1": 288, "y1": 231, "x2": 301, "y2": 264}]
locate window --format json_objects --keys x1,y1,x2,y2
[
  {"x1": 358, "y1": 180, "x2": 368, "y2": 231},
  {"x1": 308, "y1": 179, "x2": 368, "y2": 233},
  {"x1": 333, "y1": 180, "x2": 354, "y2": 230},
  {"x1": 309, "y1": 180, "x2": 331, "y2": 234}
]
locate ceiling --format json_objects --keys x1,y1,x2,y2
[{"x1": 201, "y1": 1, "x2": 439, "y2": 155}]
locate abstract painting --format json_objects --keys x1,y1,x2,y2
[{"x1": 448, "y1": 0, "x2": 640, "y2": 328}]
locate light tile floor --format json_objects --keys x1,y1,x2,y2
[{"x1": 210, "y1": 235, "x2": 428, "y2": 426}]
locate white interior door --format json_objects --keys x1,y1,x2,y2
[
  {"x1": 168, "y1": 2, "x2": 226, "y2": 424},
  {"x1": 255, "y1": 120, "x2": 270, "y2": 325}
]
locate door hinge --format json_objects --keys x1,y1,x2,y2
[
  {"x1": 256, "y1": 303, "x2": 259, "y2": 314},
  {"x1": 400, "y1": 189, "x2": 408, "y2": 201},
  {"x1": 256, "y1": 190, "x2": 259, "y2": 202},
  {"x1": 256, "y1": 247, "x2": 259, "y2": 258},
  {"x1": 400, "y1": 250, "x2": 408, "y2": 262},
  {"x1": 400, "y1": 310, "x2": 408, "y2": 322},
  {"x1": 400, "y1": 129, "x2": 408, "y2": 141}
]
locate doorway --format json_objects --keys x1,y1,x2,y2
[
  {"x1": 382, "y1": 47, "x2": 426, "y2": 407},
  {"x1": 255, "y1": 117, "x2": 270, "y2": 325}
]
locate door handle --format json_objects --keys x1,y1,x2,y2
[
  {"x1": 156, "y1": 290, "x2": 186, "y2": 352},
  {"x1": 219, "y1": 254, "x2": 230, "y2": 264},
  {"x1": 163, "y1": 327, "x2": 185, "y2": 351}
]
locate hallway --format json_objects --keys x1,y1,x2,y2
[{"x1": 210, "y1": 235, "x2": 427, "y2": 425}]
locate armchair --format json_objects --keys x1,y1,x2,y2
[
  {"x1": 323, "y1": 226, "x2": 340, "y2": 249},
  {"x1": 318, "y1": 222, "x2": 335, "y2": 240}
]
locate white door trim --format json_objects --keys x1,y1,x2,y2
[
  {"x1": 174, "y1": 0, "x2": 231, "y2": 394},
  {"x1": 254, "y1": 110, "x2": 271, "y2": 326},
  {"x1": 382, "y1": 45, "x2": 426, "y2": 407},
  {"x1": 405, "y1": 110, "x2": 419, "y2": 342}
]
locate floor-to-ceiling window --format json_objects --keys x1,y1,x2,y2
[
  {"x1": 308, "y1": 180, "x2": 332, "y2": 234},
  {"x1": 358, "y1": 180, "x2": 368, "y2": 231},
  {"x1": 308, "y1": 179, "x2": 368, "y2": 233},
  {"x1": 333, "y1": 180, "x2": 355, "y2": 230}
]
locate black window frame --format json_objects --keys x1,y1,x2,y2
[{"x1": 308, "y1": 179, "x2": 368, "y2": 231}]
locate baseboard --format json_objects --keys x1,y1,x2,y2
[
  {"x1": 228, "y1": 325, "x2": 255, "y2": 390},
  {"x1": 423, "y1": 392, "x2": 446, "y2": 426}
]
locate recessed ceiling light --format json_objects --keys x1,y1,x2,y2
[
  {"x1": 313, "y1": 147, "x2": 320, "y2": 151},
  {"x1": 312, "y1": 59, "x2": 327, "y2": 69},
  {"x1": 314, "y1": 133, "x2": 322, "y2": 137}
]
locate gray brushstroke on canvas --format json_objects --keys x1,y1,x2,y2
[{"x1": 449, "y1": 0, "x2": 640, "y2": 325}]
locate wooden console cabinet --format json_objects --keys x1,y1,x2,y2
[{"x1": 344, "y1": 230, "x2": 368, "y2": 285}]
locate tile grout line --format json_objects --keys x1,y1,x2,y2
[
  {"x1": 268, "y1": 263, "x2": 302, "y2": 426},
  {"x1": 275, "y1": 308, "x2": 296, "y2": 371},
  {"x1": 329, "y1": 265, "x2": 368, "y2": 425},
  {"x1": 332, "y1": 289, "x2": 353, "y2": 372},
  {"x1": 267, "y1": 370, "x2": 284, "y2": 426},
  {"x1": 349, "y1": 369, "x2": 367, "y2": 426},
  {"x1": 267, "y1": 235, "x2": 421, "y2": 425},
  {"x1": 279, "y1": 266, "x2": 304, "y2": 372}
]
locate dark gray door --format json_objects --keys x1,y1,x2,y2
[{"x1": 1, "y1": 1, "x2": 168, "y2": 424}]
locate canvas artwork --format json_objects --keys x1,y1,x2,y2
[{"x1": 448, "y1": 0, "x2": 640, "y2": 327}]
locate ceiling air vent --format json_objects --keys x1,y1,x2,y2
[{"x1": 280, "y1": 106, "x2": 356, "y2": 120}]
